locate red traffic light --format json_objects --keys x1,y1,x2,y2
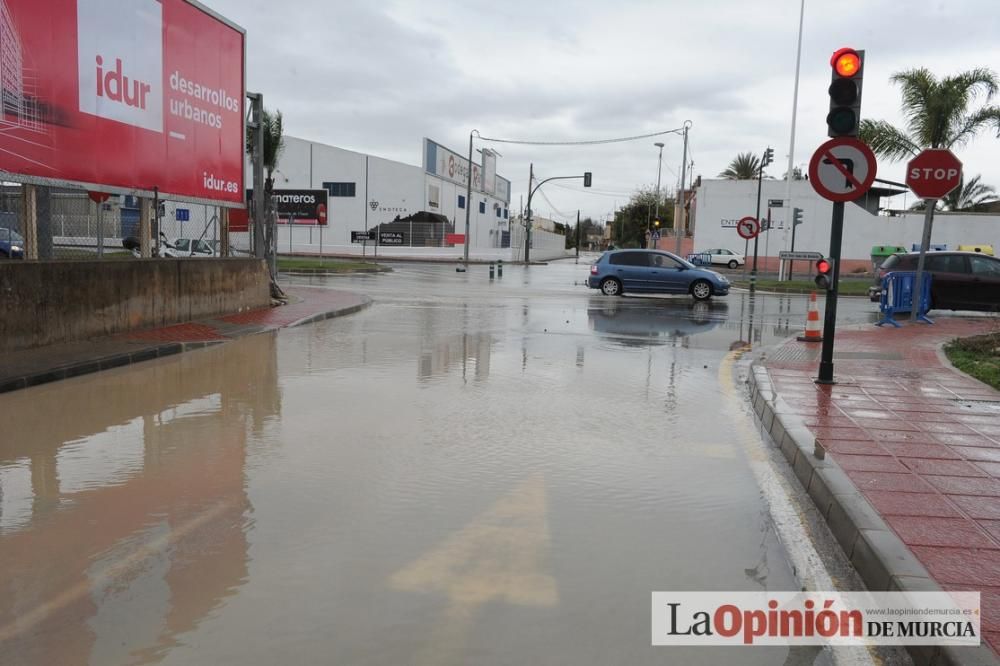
[
  {"x1": 831, "y1": 48, "x2": 861, "y2": 77},
  {"x1": 816, "y1": 258, "x2": 832, "y2": 274}
]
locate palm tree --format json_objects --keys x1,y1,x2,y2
[
  {"x1": 248, "y1": 109, "x2": 285, "y2": 193},
  {"x1": 860, "y1": 68, "x2": 1000, "y2": 161},
  {"x1": 718, "y1": 153, "x2": 761, "y2": 180},
  {"x1": 910, "y1": 174, "x2": 998, "y2": 211}
]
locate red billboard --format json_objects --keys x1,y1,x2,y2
[{"x1": 0, "y1": 0, "x2": 245, "y2": 205}]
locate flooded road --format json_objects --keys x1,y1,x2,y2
[{"x1": 0, "y1": 259, "x2": 898, "y2": 665}]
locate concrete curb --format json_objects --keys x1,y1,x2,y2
[
  {"x1": 0, "y1": 340, "x2": 219, "y2": 395},
  {"x1": 748, "y1": 364, "x2": 998, "y2": 666},
  {"x1": 286, "y1": 295, "x2": 374, "y2": 328},
  {"x1": 278, "y1": 266, "x2": 392, "y2": 275},
  {"x1": 0, "y1": 296, "x2": 373, "y2": 395}
]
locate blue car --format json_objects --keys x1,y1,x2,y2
[
  {"x1": 0, "y1": 227, "x2": 24, "y2": 259},
  {"x1": 588, "y1": 249, "x2": 730, "y2": 300}
]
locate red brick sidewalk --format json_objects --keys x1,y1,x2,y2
[
  {"x1": 126, "y1": 286, "x2": 371, "y2": 341},
  {"x1": 0, "y1": 287, "x2": 370, "y2": 393},
  {"x1": 764, "y1": 317, "x2": 1000, "y2": 653}
]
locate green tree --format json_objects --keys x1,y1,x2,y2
[
  {"x1": 860, "y1": 68, "x2": 1000, "y2": 160},
  {"x1": 783, "y1": 166, "x2": 804, "y2": 180},
  {"x1": 910, "y1": 174, "x2": 997, "y2": 211},
  {"x1": 566, "y1": 217, "x2": 604, "y2": 249},
  {"x1": 610, "y1": 186, "x2": 674, "y2": 248},
  {"x1": 719, "y1": 153, "x2": 761, "y2": 180},
  {"x1": 246, "y1": 108, "x2": 285, "y2": 193}
]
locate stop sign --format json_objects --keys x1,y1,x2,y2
[{"x1": 906, "y1": 149, "x2": 963, "y2": 199}]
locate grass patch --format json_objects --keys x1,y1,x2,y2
[
  {"x1": 277, "y1": 256, "x2": 386, "y2": 272},
  {"x1": 945, "y1": 333, "x2": 1000, "y2": 391},
  {"x1": 729, "y1": 278, "x2": 872, "y2": 296}
]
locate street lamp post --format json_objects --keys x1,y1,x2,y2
[{"x1": 653, "y1": 142, "x2": 664, "y2": 245}]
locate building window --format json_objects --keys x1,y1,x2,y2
[
  {"x1": 323, "y1": 182, "x2": 356, "y2": 197},
  {"x1": 479, "y1": 201, "x2": 486, "y2": 214},
  {"x1": 428, "y1": 184, "x2": 440, "y2": 209},
  {"x1": 503, "y1": 208, "x2": 509, "y2": 219},
  {"x1": 458, "y1": 195, "x2": 465, "y2": 209},
  {"x1": 495, "y1": 206, "x2": 501, "y2": 218}
]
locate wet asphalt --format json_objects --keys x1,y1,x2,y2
[{"x1": 0, "y1": 256, "x2": 908, "y2": 665}]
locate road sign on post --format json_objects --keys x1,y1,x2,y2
[
  {"x1": 736, "y1": 216, "x2": 759, "y2": 240},
  {"x1": 808, "y1": 137, "x2": 877, "y2": 202},
  {"x1": 906, "y1": 148, "x2": 963, "y2": 321},
  {"x1": 907, "y1": 149, "x2": 962, "y2": 199}
]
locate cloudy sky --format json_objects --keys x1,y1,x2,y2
[{"x1": 212, "y1": 0, "x2": 1000, "y2": 223}]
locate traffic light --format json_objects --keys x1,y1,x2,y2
[
  {"x1": 583, "y1": 172, "x2": 592, "y2": 187},
  {"x1": 654, "y1": 217, "x2": 661, "y2": 228},
  {"x1": 827, "y1": 47, "x2": 864, "y2": 137},
  {"x1": 793, "y1": 207, "x2": 803, "y2": 226},
  {"x1": 762, "y1": 147, "x2": 774, "y2": 168},
  {"x1": 814, "y1": 257, "x2": 835, "y2": 290}
]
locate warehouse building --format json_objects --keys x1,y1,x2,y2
[{"x1": 258, "y1": 136, "x2": 568, "y2": 261}]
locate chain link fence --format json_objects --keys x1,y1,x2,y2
[{"x1": 0, "y1": 183, "x2": 227, "y2": 260}]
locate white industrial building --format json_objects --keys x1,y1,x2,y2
[
  {"x1": 256, "y1": 136, "x2": 568, "y2": 261},
  {"x1": 689, "y1": 178, "x2": 1000, "y2": 272}
]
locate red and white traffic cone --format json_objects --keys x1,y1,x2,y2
[{"x1": 797, "y1": 292, "x2": 824, "y2": 342}]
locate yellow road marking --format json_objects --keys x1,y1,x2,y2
[{"x1": 389, "y1": 473, "x2": 557, "y2": 664}]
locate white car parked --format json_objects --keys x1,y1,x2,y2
[{"x1": 701, "y1": 248, "x2": 745, "y2": 269}]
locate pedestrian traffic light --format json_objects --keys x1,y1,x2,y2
[
  {"x1": 793, "y1": 207, "x2": 803, "y2": 226},
  {"x1": 814, "y1": 257, "x2": 835, "y2": 290},
  {"x1": 827, "y1": 47, "x2": 864, "y2": 137},
  {"x1": 762, "y1": 147, "x2": 774, "y2": 168},
  {"x1": 583, "y1": 172, "x2": 592, "y2": 187}
]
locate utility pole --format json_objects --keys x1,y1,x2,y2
[
  {"x1": 463, "y1": 130, "x2": 477, "y2": 264},
  {"x1": 575, "y1": 210, "x2": 581, "y2": 261},
  {"x1": 525, "y1": 163, "x2": 533, "y2": 263},
  {"x1": 674, "y1": 122, "x2": 691, "y2": 255}
]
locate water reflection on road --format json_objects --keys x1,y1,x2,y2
[{"x1": 0, "y1": 259, "x2": 885, "y2": 665}]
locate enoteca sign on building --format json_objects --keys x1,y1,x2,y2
[{"x1": 0, "y1": 0, "x2": 245, "y2": 205}]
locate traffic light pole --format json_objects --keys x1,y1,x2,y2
[
  {"x1": 817, "y1": 201, "x2": 844, "y2": 384},
  {"x1": 751, "y1": 161, "x2": 764, "y2": 293},
  {"x1": 789, "y1": 216, "x2": 798, "y2": 280},
  {"x1": 525, "y1": 172, "x2": 590, "y2": 263}
]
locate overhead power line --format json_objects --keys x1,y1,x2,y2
[{"x1": 478, "y1": 125, "x2": 690, "y2": 147}]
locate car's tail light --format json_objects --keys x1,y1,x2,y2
[{"x1": 590, "y1": 265, "x2": 598, "y2": 275}]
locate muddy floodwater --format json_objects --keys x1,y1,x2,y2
[{"x1": 0, "y1": 260, "x2": 889, "y2": 665}]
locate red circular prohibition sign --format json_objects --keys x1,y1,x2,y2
[
  {"x1": 808, "y1": 137, "x2": 877, "y2": 202},
  {"x1": 736, "y1": 216, "x2": 759, "y2": 240}
]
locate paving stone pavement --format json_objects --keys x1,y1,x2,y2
[{"x1": 763, "y1": 317, "x2": 1000, "y2": 655}]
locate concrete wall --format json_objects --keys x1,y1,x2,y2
[{"x1": 0, "y1": 259, "x2": 270, "y2": 353}]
